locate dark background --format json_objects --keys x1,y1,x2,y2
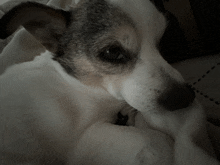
[{"x1": 151, "y1": 0, "x2": 220, "y2": 63}]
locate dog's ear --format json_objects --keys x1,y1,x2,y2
[{"x1": 0, "y1": 2, "x2": 71, "y2": 52}]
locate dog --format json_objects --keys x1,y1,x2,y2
[{"x1": 0, "y1": 0, "x2": 219, "y2": 164}]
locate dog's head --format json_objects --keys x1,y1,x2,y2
[{"x1": 0, "y1": 0, "x2": 195, "y2": 118}]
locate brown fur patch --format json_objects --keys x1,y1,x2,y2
[
  {"x1": 113, "y1": 26, "x2": 140, "y2": 54},
  {"x1": 54, "y1": 0, "x2": 141, "y2": 87}
]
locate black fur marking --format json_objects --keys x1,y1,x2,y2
[
  {"x1": 1, "y1": 0, "x2": 138, "y2": 77},
  {"x1": 55, "y1": 0, "x2": 118, "y2": 58},
  {"x1": 54, "y1": 0, "x2": 138, "y2": 77},
  {"x1": 0, "y1": 2, "x2": 71, "y2": 39}
]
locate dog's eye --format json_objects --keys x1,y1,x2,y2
[{"x1": 99, "y1": 45, "x2": 128, "y2": 63}]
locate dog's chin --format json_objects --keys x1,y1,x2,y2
[{"x1": 124, "y1": 99, "x2": 205, "y2": 139}]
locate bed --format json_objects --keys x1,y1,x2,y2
[{"x1": 0, "y1": 0, "x2": 220, "y2": 163}]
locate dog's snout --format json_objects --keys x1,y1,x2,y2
[{"x1": 158, "y1": 83, "x2": 195, "y2": 111}]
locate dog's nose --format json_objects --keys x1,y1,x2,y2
[{"x1": 157, "y1": 83, "x2": 195, "y2": 111}]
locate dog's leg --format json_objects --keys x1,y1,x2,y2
[{"x1": 68, "y1": 122, "x2": 174, "y2": 165}]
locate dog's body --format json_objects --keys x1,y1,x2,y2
[
  {"x1": 0, "y1": 51, "x2": 174, "y2": 165},
  {"x1": 0, "y1": 0, "x2": 219, "y2": 164}
]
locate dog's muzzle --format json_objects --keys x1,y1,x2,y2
[{"x1": 157, "y1": 83, "x2": 195, "y2": 111}]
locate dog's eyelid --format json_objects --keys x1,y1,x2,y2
[
  {"x1": 97, "y1": 43, "x2": 132, "y2": 64},
  {"x1": 101, "y1": 42, "x2": 122, "y2": 51}
]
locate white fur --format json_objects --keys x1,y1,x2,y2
[{"x1": 0, "y1": 52, "x2": 174, "y2": 164}]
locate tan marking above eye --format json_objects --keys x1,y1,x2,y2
[{"x1": 113, "y1": 26, "x2": 140, "y2": 55}]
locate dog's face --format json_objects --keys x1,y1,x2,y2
[{"x1": 0, "y1": 0, "x2": 195, "y2": 124}]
